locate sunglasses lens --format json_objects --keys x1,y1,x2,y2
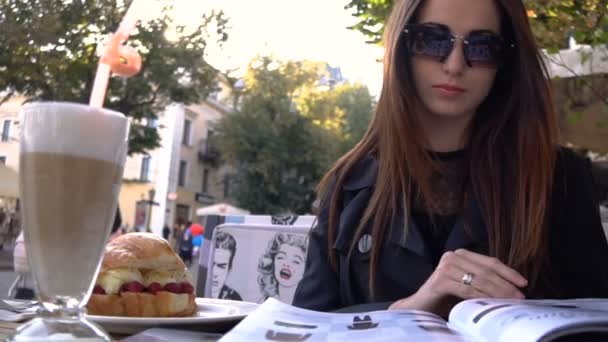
[
  {"x1": 409, "y1": 28, "x2": 453, "y2": 60},
  {"x1": 405, "y1": 24, "x2": 510, "y2": 67},
  {"x1": 465, "y1": 34, "x2": 505, "y2": 66}
]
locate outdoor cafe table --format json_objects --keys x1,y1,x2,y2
[
  {"x1": 0, "y1": 320, "x2": 133, "y2": 340},
  {"x1": 0, "y1": 295, "x2": 262, "y2": 341},
  {"x1": 0, "y1": 302, "x2": 380, "y2": 341},
  {"x1": 0, "y1": 321, "x2": 20, "y2": 339},
  {"x1": 0, "y1": 319, "x2": 225, "y2": 341}
]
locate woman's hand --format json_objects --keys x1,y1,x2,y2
[{"x1": 389, "y1": 249, "x2": 528, "y2": 314}]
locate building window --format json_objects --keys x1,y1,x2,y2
[
  {"x1": 0, "y1": 156, "x2": 6, "y2": 164},
  {"x1": 146, "y1": 117, "x2": 158, "y2": 128},
  {"x1": 1, "y1": 120, "x2": 10, "y2": 142},
  {"x1": 182, "y1": 119, "x2": 192, "y2": 146},
  {"x1": 202, "y1": 168, "x2": 209, "y2": 193},
  {"x1": 208, "y1": 85, "x2": 220, "y2": 102},
  {"x1": 178, "y1": 160, "x2": 188, "y2": 187},
  {"x1": 140, "y1": 156, "x2": 150, "y2": 181},
  {"x1": 175, "y1": 204, "x2": 190, "y2": 226},
  {"x1": 223, "y1": 174, "x2": 230, "y2": 198}
]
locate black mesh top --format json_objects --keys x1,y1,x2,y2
[{"x1": 411, "y1": 150, "x2": 468, "y2": 267}]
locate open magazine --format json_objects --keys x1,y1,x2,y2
[{"x1": 219, "y1": 297, "x2": 608, "y2": 342}]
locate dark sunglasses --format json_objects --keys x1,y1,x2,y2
[{"x1": 402, "y1": 23, "x2": 515, "y2": 68}]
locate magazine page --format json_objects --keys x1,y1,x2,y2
[
  {"x1": 448, "y1": 298, "x2": 608, "y2": 342},
  {"x1": 220, "y1": 298, "x2": 471, "y2": 342},
  {"x1": 551, "y1": 298, "x2": 608, "y2": 312}
]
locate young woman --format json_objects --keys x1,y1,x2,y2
[{"x1": 293, "y1": 0, "x2": 608, "y2": 316}]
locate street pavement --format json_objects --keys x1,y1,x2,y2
[
  {"x1": 0, "y1": 245, "x2": 17, "y2": 298},
  {"x1": 0, "y1": 270, "x2": 17, "y2": 298}
]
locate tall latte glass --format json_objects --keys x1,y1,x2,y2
[{"x1": 11, "y1": 102, "x2": 128, "y2": 341}]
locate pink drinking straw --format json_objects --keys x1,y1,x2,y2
[{"x1": 89, "y1": 0, "x2": 144, "y2": 108}]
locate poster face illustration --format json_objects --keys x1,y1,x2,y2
[
  {"x1": 258, "y1": 233, "x2": 307, "y2": 303},
  {"x1": 210, "y1": 235, "x2": 243, "y2": 301},
  {"x1": 207, "y1": 224, "x2": 311, "y2": 304},
  {"x1": 275, "y1": 244, "x2": 306, "y2": 288}
]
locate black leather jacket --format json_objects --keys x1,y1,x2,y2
[{"x1": 293, "y1": 147, "x2": 608, "y2": 312}]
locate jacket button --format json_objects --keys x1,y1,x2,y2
[{"x1": 358, "y1": 234, "x2": 372, "y2": 254}]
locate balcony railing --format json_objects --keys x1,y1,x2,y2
[{"x1": 198, "y1": 138, "x2": 220, "y2": 163}]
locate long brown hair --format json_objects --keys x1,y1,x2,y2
[{"x1": 317, "y1": 0, "x2": 558, "y2": 298}]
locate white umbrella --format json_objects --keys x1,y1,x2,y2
[
  {"x1": 0, "y1": 165, "x2": 18, "y2": 198},
  {"x1": 196, "y1": 203, "x2": 250, "y2": 217}
]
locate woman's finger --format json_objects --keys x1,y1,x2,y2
[
  {"x1": 426, "y1": 257, "x2": 490, "y2": 300},
  {"x1": 439, "y1": 251, "x2": 525, "y2": 299},
  {"x1": 459, "y1": 269, "x2": 525, "y2": 299},
  {"x1": 454, "y1": 249, "x2": 528, "y2": 287}
]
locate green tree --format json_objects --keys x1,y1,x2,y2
[
  {"x1": 215, "y1": 57, "x2": 374, "y2": 214},
  {"x1": 0, "y1": 0, "x2": 229, "y2": 154},
  {"x1": 345, "y1": 0, "x2": 608, "y2": 50},
  {"x1": 526, "y1": 1, "x2": 608, "y2": 133},
  {"x1": 297, "y1": 82, "x2": 374, "y2": 154},
  {"x1": 345, "y1": 0, "x2": 393, "y2": 45},
  {"x1": 334, "y1": 83, "x2": 375, "y2": 150},
  {"x1": 526, "y1": 0, "x2": 608, "y2": 51}
]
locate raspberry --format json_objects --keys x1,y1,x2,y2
[
  {"x1": 164, "y1": 282, "x2": 183, "y2": 294},
  {"x1": 120, "y1": 281, "x2": 145, "y2": 293},
  {"x1": 181, "y1": 282, "x2": 194, "y2": 294},
  {"x1": 93, "y1": 286, "x2": 106, "y2": 295},
  {"x1": 147, "y1": 282, "x2": 163, "y2": 294}
]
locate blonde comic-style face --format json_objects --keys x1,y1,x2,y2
[
  {"x1": 410, "y1": 0, "x2": 501, "y2": 121},
  {"x1": 273, "y1": 244, "x2": 305, "y2": 288}
]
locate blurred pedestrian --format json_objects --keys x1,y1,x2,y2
[
  {"x1": 179, "y1": 221, "x2": 194, "y2": 266},
  {"x1": 162, "y1": 224, "x2": 171, "y2": 240}
]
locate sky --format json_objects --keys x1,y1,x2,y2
[{"x1": 170, "y1": 0, "x2": 385, "y2": 97}]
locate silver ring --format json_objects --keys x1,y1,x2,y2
[{"x1": 462, "y1": 272, "x2": 474, "y2": 286}]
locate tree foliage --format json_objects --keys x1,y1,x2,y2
[
  {"x1": 296, "y1": 82, "x2": 374, "y2": 154},
  {"x1": 0, "y1": 0, "x2": 229, "y2": 154},
  {"x1": 526, "y1": 0, "x2": 608, "y2": 52},
  {"x1": 526, "y1": 1, "x2": 608, "y2": 136},
  {"x1": 344, "y1": 0, "x2": 608, "y2": 51},
  {"x1": 345, "y1": 0, "x2": 393, "y2": 45},
  {"x1": 215, "y1": 57, "x2": 374, "y2": 214}
]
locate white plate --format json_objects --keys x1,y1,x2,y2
[{"x1": 87, "y1": 298, "x2": 259, "y2": 335}]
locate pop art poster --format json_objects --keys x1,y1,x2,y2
[{"x1": 207, "y1": 224, "x2": 311, "y2": 304}]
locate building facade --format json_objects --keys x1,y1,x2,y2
[
  {"x1": 0, "y1": 77, "x2": 238, "y2": 237},
  {"x1": 0, "y1": 97, "x2": 25, "y2": 171},
  {"x1": 118, "y1": 79, "x2": 237, "y2": 236}
]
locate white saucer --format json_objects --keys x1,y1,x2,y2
[{"x1": 87, "y1": 298, "x2": 258, "y2": 335}]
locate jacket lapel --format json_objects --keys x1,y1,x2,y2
[
  {"x1": 337, "y1": 154, "x2": 489, "y2": 261},
  {"x1": 389, "y1": 191, "x2": 489, "y2": 258},
  {"x1": 388, "y1": 209, "x2": 429, "y2": 259},
  {"x1": 443, "y1": 192, "x2": 489, "y2": 253}
]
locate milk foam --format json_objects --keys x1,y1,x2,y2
[{"x1": 20, "y1": 102, "x2": 129, "y2": 165}]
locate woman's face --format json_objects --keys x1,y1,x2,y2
[
  {"x1": 273, "y1": 244, "x2": 305, "y2": 288},
  {"x1": 410, "y1": 0, "x2": 501, "y2": 122}
]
